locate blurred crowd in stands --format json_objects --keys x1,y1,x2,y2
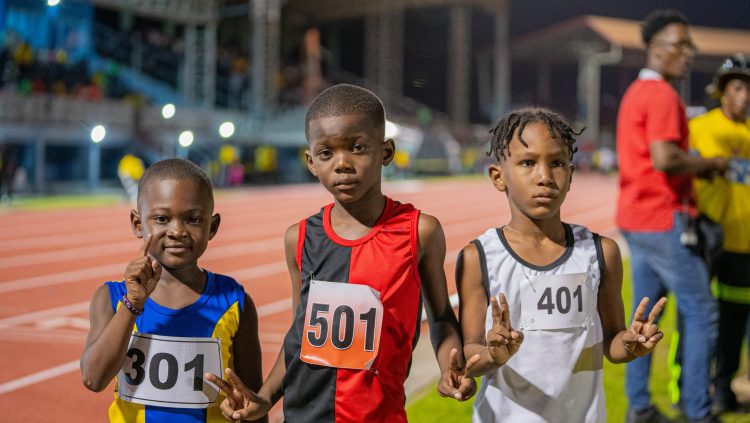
[{"x1": 0, "y1": 29, "x2": 130, "y2": 100}]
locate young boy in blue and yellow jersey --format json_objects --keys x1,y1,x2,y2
[{"x1": 80, "y1": 159, "x2": 265, "y2": 423}]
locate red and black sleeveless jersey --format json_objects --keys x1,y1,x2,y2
[{"x1": 282, "y1": 197, "x2": 423, "y2": 422}]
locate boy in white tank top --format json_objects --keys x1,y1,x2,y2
[{"x1": 457, "y1": 108, "x2": 668, "y2": 422}]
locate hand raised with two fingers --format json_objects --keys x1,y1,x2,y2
[
  {"x1": 205, "y1": 368, "x2": 271, "y2": 422},
  {"x1": 623, "y1": 297, "x2": 667, "y2": 358},
  {"x1": 123, "y1": 234, "x2": 162, "y2": 309},
  {"x1": 486, "y1": 293, "x2": 524, "y2": 366},
  {"x1": 438, "y1": 348, "x2": 480, "y2": 401}
]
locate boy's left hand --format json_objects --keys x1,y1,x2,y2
[
  {"x1": 438, "y1": 348, "x2": 479, "y2": 401},
  {"x1": 623, "y1": 297, "x2": 667, "y2": 357}
]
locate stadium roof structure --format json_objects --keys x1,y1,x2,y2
[{"x1": 511, "y1": 15, "x2": 750, "y2": 72}]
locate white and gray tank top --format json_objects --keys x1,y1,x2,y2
[{"x1": 471, "y1": 223, "x2": 606, "y2": 423}]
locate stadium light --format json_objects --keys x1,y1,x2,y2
[
  {"x1": 385, "y1": 120, "x2": 400, "y2": 139},
  {"x1": 90, "y1": 125, "x2": 106, "y2": 143},
  {"x1": 179, "y1": 131, "x2": 194, "y2": 147},
  {"x1": 47, "y1": 0, "x2": 61, "y2": 6},
  {"x1": 219, "y1": 121, "x2": 235, "y2": 138},
  {"x1": 162, "y1": 103, "x2": 176, "y2": 119}
]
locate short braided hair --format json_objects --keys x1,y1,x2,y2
[{"x1": 488, "y1": 107, "x2": 582, "y2": 162}]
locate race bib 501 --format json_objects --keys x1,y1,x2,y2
[
  {"x1": 117, "y1": 333, "x2": 223, "y2": 409},
  {"x1": 300, "y1": 280, "x2": 384, "y2": 370}
]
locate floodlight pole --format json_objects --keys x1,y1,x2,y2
[
  {"x1": 88, "y1": 140, "x2": 101, "y2": 190},
  {"x1": 576, "y1": 43, "x2": 622, "y2": 145}
]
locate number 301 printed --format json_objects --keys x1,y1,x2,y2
[{"x1": 124, "y1": 348, "x2": 205, "y2": 391}]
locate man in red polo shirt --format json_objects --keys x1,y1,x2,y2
[{"x1": 616, "y1": 9, "x2": 728, "y2": 423}]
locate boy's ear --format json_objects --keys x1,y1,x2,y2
[
  {"x1": 130, "y1": 209, "x2": 143, "y2": 238},
  {"x1": 209, "y1": 213, "x2": 221, "y2": 240},
  {"x1": 305, "y1": 149, "x2": 318, "y2": 177},
  {"x1": 382, "y1": 139, "x2": 395, "y2": 166},
  {"x1": 488, "y1": 163, "x2": 506, "y2": 192}
]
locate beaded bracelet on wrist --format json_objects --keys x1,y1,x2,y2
[{"x1": 121, "y1": 294, "x2": 144, "y2": 315}]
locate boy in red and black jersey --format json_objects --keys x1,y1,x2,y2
[{"x1": 206, "y1": 84, "x2": 476, "y2": 422}]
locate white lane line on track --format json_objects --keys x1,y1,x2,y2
[
  {"x1": 0, "y1": 296, "x2": 298, "y2": 396},
  {"x1": 0, "y1": 360, "x2": 80, "y2": 395},
  {"x1": 0, "y1": 196, "x2": 615, "y2": 396},
  {"x1": 0, "y1": 237, "x2": 281, "y2": 270},
  {"x1": 0, "y1": 290, "x2": 456, "y2": 396},
  {"x1": 0, "y1": 200, "x2": 614, "y2": 294},
  {"x1": 0, "y1": 245, "x2": 464, "y2": 335},
  {"x1": 0, "y1": 264, "x2": 124, "y2": 294},
  {"x1": 0, "y1": 301, "x2": 90, "y2": 330}
]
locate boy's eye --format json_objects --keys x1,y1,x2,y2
[
  {"x1": 188, "y1": 216, "x2": 202, "y2": 224},
  {"x1": 154, "y1": 216, "x2": 168, "y2": 224},
  {"x1": 317, "y1": 149, "x2": 332, "y2": 159},
  {"x1": 352, "y1": 143, "x2": 367, "y2": 153},
  {"x1": 551, "y1": 160, "x2": 565, "y2": 167},
  {"x1": 519, "y1": 160, "x2": 534, "y2": 167}
]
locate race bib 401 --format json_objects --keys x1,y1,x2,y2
[
  {"x1": 300, "y1": 280, "x2": 384, "y2": 370},
  {"x1": 117, "y1": 333, "x2": 223, "y2": 409},
  {"x1": 520, "y1": 272, "x2": 594, "y2": 331}
]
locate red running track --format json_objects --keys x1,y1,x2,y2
[{"x1": 0, "y1": 174, "x2": 618, "y2": 422}]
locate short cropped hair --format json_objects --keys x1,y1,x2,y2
[
  {"x1": 641, "y1": 9, "x2": 689, "y2": 46},
  {"x1": 304, "y1": 84, "x2": 385, "y2": 138},
  {"x1": 137, "y1": 158, "x2": 214, "y2": 210},
  {"x1": 488, "y1": 107, "x2": 582, "y2": 162}
]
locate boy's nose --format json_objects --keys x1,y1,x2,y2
[
  {"x1": 334, "y1": 152, "x2": 354, "y2": 173},
  {"x1": 537, "y1": 168, "x2": 554, "y2": 186},
  {"x1": 167, "y1": 221, "x2": 188, "y2": 237}
]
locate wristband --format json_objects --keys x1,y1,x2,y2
[{"x1": 121, "y1": 294, "x2": 144, "y2": 315}]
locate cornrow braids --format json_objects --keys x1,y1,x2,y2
[{"x1": 487, "y1": 107, "x2": 583, "y2": 162}]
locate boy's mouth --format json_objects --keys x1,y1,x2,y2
[
  {"x1": 533, "y1": 190, "x2": 556, "y2": 198},
  {"x1": 164, "y1": 244, "x2": 191, "y2": 252},
  {"x1": 532, "y1": 191, "x2": 557, "y2": 204},
  {"x1": 335, "y1": 178, "x2": 357, "y2": 188}
]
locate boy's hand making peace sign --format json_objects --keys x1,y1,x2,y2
[
  {"x1": 623, "y1": 297, "x2": 667, "y2": 357},
  {"x1": 123, "y1": 234, "x2": 162, "y2": 309},
  {"x1": 205, "y1": 368, "x2": 271, "y2": 422},
  {"x1": 486, "y1": 294, "x2": 524, "y2": 366},
  {"x1": 438, "y1": 348, "x2": 479, "y2": 401}
]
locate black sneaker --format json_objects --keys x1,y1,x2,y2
[
  {"x1": 712, "y1": 389, "x2": 739, "y2": 415},
  {"x1": 626, "y1": 405, "x2": 671, "y2": 423},
  {"x1": 685, "y1": 414, "x2": 720, "y2": 423}
]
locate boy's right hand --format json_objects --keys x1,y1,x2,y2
[
  {"x1": 124, "y1": 234, "x2": 161, "y2": 309},
  {"x1": 205, "y1": 368, "x2": 271, "y2": 422},
  {"x1": 486, "y1": 294, "x2": 523, "y2": 366}
]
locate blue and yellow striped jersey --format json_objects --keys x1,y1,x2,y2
[{"x1": 105, "y1": 271, "x2": 245, "y2": 423}]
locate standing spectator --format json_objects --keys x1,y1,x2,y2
[
  {"x1": 690, "y1": 54, "x2": 750, "y2": 414},
  {"x1": 616, "y1": 10, "x2": 728, "y2": 423},
  {"x1": 0, "y1": 145, "x2": 17, "y2": 204},
  {"x1": 117, "y1": 152, "x2": 145, "y2": 205}
]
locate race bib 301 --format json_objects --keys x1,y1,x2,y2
[{"x1": 117, "y1": 333, "x2": 223, "y2": 409}]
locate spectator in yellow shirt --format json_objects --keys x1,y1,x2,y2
[
  {"x1": 118, "y1": 152, "x2": 145, "y2": 205},
  {"x1": 689, "y1": 54, "x2": 750, "y2": 414}
]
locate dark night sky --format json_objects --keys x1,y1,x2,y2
[{"x1": 509, "y1": 0, "x2": 750, "y2": 37}]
